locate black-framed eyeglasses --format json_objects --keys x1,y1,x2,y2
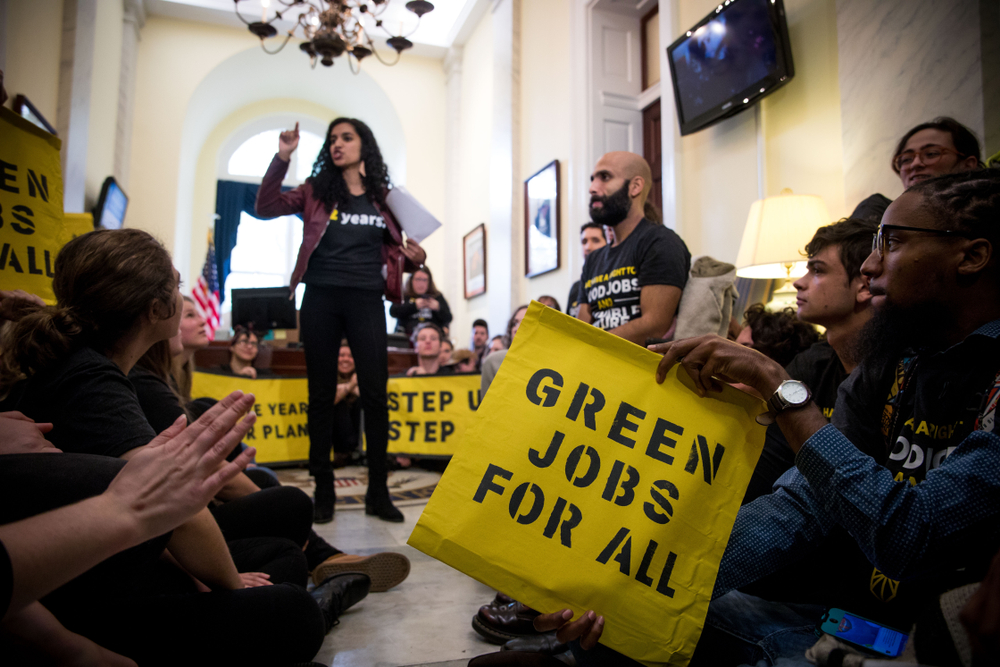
[
  {"x1": 872, "y1": 223, "x2": 971, "y2": 258},
  {"x1": 892, "y1": 145, "x2": 968, "y2": 172}
]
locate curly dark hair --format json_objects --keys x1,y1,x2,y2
[
  {"x1": 308, "y1": 117, "x2": 391, "y2": 211},
  {"x1": 803, "y1": 217, "x2": 879, "y2": 283},
  {"x1": 908, "y1": 169, "x2": 1000, "y2": 240},
  {"x1": 743, "y1": 304, "x2": 819, "y2": 367}
]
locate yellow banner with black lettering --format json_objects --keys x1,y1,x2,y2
[
  {"x1": 408, "y1": 303, "x2": 766, "y2": 666},
  {"x1": 0, "y1": 106, "x2": 68, "y2": 303},
  {"x1": 191, "y1": 372, "x2": 311, "y2": 464},
  {"x1": 191, "y1": 371, "x2": 483, "y2": 463},
  {"x1": 387, "y1": 374, "x2": 482, "y2": 457}
]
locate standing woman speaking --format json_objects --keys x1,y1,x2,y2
[{"x1": 255, "y1": 118, "x2": 425, "y2": 523}]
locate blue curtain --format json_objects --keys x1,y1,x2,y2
[{"x1": 214, "y1": 179, "x2": 293, "y2": 303}]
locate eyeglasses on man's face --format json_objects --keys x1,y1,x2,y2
[
  {"x1": 872, "y1": 223, "x2": 972, "y2": 258},
  {"x1": 893, "y1": 145, "x2": 967, "y2": 172}
]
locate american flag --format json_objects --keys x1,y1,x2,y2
[{"x1": 193, "y1": 236, "x2": 221, "y2": 340}]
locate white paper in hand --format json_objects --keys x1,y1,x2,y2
[{"x1": 385, "y1": 186, "x2": 442, "y2": 244}]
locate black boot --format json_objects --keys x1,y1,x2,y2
[
  {"x1": 313, "y1": 473, "x2": 335, "y2": 524},
  {"x1": 310, "y1": 572, "x2": 371, "y2": 633},
  {"x1": 365, "y1": 485, "x2": 403, "y2": 523}
]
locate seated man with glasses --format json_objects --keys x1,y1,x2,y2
[
  {"x1": 852, "y1": 116, "x2": 982, "y2": 222},
  {"x1": 537, "y1": 169, "x2": 1000, "y2": 667}
]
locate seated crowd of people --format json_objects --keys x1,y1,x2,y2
[{"x1": 1, "y1": 109, "x2": 999, "y2": 667}]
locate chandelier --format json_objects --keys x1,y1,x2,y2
[{"x1": 234, "y1": 0, "x2": 435, "y2": 70}]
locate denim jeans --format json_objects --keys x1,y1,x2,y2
[{"x1": 569, "y1": 591, "x2": 824, "y2": 667}]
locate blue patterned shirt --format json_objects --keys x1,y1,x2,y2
[{"x1": 713, "y1": 319, "x2": 1000, "y2": 625}]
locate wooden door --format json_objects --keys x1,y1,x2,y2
[{"x1": 642, "y1": 99, "x2": 662, "y2": 214}]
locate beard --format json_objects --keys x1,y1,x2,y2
[
  {"x1": 589, "y1": 181, "x2": 632, "y2": 227},
  {"x1": 854, "y1": 299, "x2": 949, "y2": 368}
]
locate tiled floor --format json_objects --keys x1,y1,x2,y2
[{"x1": 310, "y1": 500, "x2": 499, "y2": 667}]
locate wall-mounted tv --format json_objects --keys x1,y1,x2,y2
[
  {"x1": 666, "y1": 0, "x2": 794, "y2": 136},
  {"x1": 93, "y1": 176, "x2": 129, "y2": 229}
]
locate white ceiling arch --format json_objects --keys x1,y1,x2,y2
[{"x1": 173, "y1": 42, "x2": 407, "y2": 276}]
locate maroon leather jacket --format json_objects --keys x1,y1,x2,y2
[{"x1": 254, "y1": 154, "x2": 415, "y2": 302}]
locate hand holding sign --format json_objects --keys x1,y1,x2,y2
[
  {"x1": 651, "y1": 335, "x2": 829, "y2": 455},
  {"x1": 535, "y1": 609, "x2": 605, "y2": 651},
  {"x1": 650, "y1": 335, "x2": 788, "y2": 398}
]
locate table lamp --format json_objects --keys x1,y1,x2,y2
[{"x1": 735, "y1": 189, "x2": 831, "y2": 309}]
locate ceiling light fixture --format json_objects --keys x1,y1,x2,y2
[{"x1": 235, "y1": 0, "x2": 435, "y2": 71}]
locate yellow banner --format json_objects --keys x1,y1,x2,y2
[
  {"x1": 408, "y1": 303, "x2": 766, "y2": 666},
  {"x1": 0, "y1": 106, "x2": 65, "y2": 302},
  {"x1": 387, "y1": 374, "x2": 482, "y2": 457},
  {"x1": 191, "y1": 371, "x2": 484, "y2": 463},
  {"x1": 191, "y1": 371, "x2": 310, "y2": 464}
]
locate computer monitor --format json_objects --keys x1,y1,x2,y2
[
  {"x1": 231, "y1": 287, "x2": 298, "y2": 331},
  {"x1": 13, "y1": 95, "x2": 57, "y2": 135},
  {"x1": 92, "y1": 176, "x2": 129, "y2": 229}
]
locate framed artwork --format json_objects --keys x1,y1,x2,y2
[
  {"x1": 463, "y1": 223, "x2": 487, "y2": 299},
  {"x1": 524, "y1": 160, "x2": 561, "y2": 278}
]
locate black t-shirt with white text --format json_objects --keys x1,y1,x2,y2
[
  {"x1": 303, "y1": 193, "x2": 387, "y2": 291},
  {"x1": 579, "y1": 219, "x2": 690, "y2": 330}
]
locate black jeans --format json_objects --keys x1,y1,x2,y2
[
  {"x1": 301, "y1": 284, "x2": 389, "y2": 490},
  {"x1": 0, "y1": 453, "x2": 325, "y2": 667}
]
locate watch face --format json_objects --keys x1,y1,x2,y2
[{"x1": 781, "y1": 381, "x2": 810, "y2": 404}]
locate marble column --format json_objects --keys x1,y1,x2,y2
[
  {"x1": 57, "y1": 0, "x2": 97, "y2": 213},
  {"x1": 115, "y1": 0, "x2": 145, "y2": 189},
  {"x1": 837, "y1": 0, "x2": 985, "y2": 208},
  {"x1": 443, "y1": 46, "x2": 464, "y2": 317},
  {"x1": 488, "y1": 0, "x2": 521, "y2": 331}
]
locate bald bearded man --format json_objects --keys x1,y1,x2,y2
[{"x1": 577, "y1": 152, "x2": 691, "y2": 345}]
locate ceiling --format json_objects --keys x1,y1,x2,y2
[{"x1": 147, "y1": 0, "x2": 478, "y2": 50}]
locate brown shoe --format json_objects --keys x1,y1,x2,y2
[
  {"x1": 472, "y1": 601, "x2": 542, "y2": 645},
  {"x1": 311, "y1": 552, "x2": 410, "y2": 592}
]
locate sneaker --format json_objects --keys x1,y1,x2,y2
[{"x1": 311, "y1": 552, "x2": 411, "y2": 591}]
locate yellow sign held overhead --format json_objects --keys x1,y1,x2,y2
[
  {"x1": 408, "y1": 303, "x2": 766, "y2": 666},
  {"x1": 0, "y1": 107, "x2": 66, "y2": 302}
]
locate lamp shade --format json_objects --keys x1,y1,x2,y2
[{"x1": 735, "y1": 192, "x2": 831, "y2": 279}]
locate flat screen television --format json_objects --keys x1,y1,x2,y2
[
  {"x1": 92, "y1": 176, "x2": 129, "y2": 229},
  {"x1": 13, "y1": 95, "x2": 57, "y2": 135},
  {"x1": 666, "y1": 0, "x2": 794, "y2": 136},
  {"x1": 231, "y1": 287, "x2": 298, "y2": 332}
]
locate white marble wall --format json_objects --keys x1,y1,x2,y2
[{"x1": 837, "y1": 0, "x2": 985, "y2": 209}]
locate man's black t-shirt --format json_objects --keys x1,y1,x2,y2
[
  {"x1": 303, "y1": 193, "x2": 387, "y2": 290},
  {"x1": 579, "y1": 219, "x2": 690, "y2": 331},
  {"x1": 0, "y1": 347, "x2": 156, "y2": 457},
  {"x1": 743, "y1": 341, "x2": 848, "y2": 504}
]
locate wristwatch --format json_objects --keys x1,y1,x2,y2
[{"x1": 767, "y1": 380, "x2": 812, "y2": 415}]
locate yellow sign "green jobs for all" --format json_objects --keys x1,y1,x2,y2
[{"x1": 409, "y1": 303, "x2": 767, "y2": 666}]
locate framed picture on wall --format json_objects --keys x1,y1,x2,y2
[
  {"x1": 463, "y1": 223, "x2": 487, "y2": 299},
  {"x1": 524, "y1": 160, "x2": 561, "y2": 278}
]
